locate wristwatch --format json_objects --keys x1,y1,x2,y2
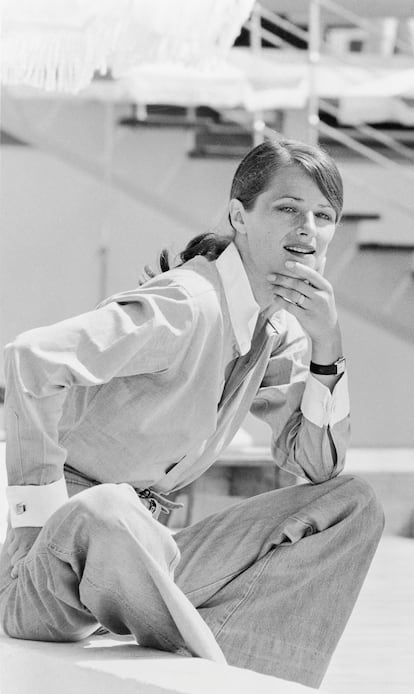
[{"x1": 310, "y1": 357, "x2": 346, "y2": 375}]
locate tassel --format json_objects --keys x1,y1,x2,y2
[{"x1": 1, "y1": 0, "x2": 256, "y2": 92}]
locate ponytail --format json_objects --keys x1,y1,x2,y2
[{"x1": 158, "y1": 231, "x2": 234, "y2": 272}]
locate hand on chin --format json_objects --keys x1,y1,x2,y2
[{"x1": 266, "y1": 294, "x2": 287, "y2": 318}]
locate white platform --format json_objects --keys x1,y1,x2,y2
[{"x1": 0, "y1": 633, "x2": 317, "y2": 694}]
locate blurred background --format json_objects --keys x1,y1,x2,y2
[
  {"x1": 1, "y1": 0, "x2": 414, "y2": 445},
  {"x1": 1, "y1": 0, "x2": 414, "y2": 524},
  {"x1": 0, "y1": 2, "x2": 414, "y2": 692},
  {"x1": 1, "y1": 0, "x2": 414, "y2": 523},
  {"x1": 0, "y1": 0, "x2": 414, "y2": 520}
]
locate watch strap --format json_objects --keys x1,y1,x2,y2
[{"x1": 310, "y1": 357, "x2": 346, "y2": 376}]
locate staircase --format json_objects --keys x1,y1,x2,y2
[
  {"x1": 231, "y1": 0, "x2": 414, "y2": 343},
  {"x1": 2, "y1": 5, "x2": 414, "y2": 343},
  {"x1": 325, "y1": 215, "x2": 414, "y2": 343}
]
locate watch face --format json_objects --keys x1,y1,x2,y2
[{"x1": 336, "y1": 358, "x2": 346, "y2": 374}]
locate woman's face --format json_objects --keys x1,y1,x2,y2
[{"x1": 231, "y1": 163, "x2": 337, "y2": 281}]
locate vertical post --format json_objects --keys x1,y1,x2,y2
[
  {"x1": 99, "y1": 102, "x2": 114, "y2": 302},
  {"x1": 187, "y1": 106, "x2": 196, "y2": 125},
  {"x1": 307, "y1": 0, "x2": 321, "y2": 145},
  {"x1": 250, "y1": 3, "x2": 262, "y2": 53},
  {"x1": 250, "y1": 3, "x2": 265, "y2": 146},
  {"x1": 135, "y1": 102, "x2": 147, "y2": 122}
]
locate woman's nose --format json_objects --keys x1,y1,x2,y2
[{"x1": 298, "y1": 211, "x2": 316, "y2": 234}]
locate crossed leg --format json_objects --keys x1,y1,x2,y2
[{"x1": 174, "y1": 474, "x2": 384, "y2": 687}]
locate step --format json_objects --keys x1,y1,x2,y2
[
  {"x1": 0, "y1": 632, "x2": 318, "y2": 694},
  {"x1": 324, "y1": 219, "x2": 414, "y2": 343}
]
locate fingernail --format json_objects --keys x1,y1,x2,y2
[{"x1": 285, "y1": 261, "x2": 295, "y2": 268}]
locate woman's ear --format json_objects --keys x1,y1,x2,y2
[
  {"x1": 212, "y1": 208, "x2": 235, "y2": 236},
  {"x1": 229, "y1": 199, "x2": 247, "y2": 235}
]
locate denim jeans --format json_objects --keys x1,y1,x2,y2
[{"x1": 0, "y1": 473, "x2": 384, "y2": 688}]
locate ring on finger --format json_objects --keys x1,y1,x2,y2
[{"x1": 296, "y1": 294, "x2": 306, "y2": 307}]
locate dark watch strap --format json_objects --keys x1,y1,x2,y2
[{"x1": 310, "y1": 357, "x2": 346, "y2": 375}]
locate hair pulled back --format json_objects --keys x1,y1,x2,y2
[{"x1": 158, "y1": 137, "x2": 343, "y2": 272}]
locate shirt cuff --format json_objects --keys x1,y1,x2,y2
[
  {"x1": 6, "y1": 477, "x2": 69, "y2": 528},
  {"x1": 301, "y1": 372, "x2": 350, "y2": 428}
]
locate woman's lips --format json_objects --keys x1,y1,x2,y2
[{"x1": 284, "y1": 245, "x2": 316, "y2": 266}]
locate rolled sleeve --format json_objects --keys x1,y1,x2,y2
[
  {"x1": 251, "y1": 312, "x2": 351, "y2": 483},
  {"x1": 301, "y1": 372, "x2": 350, "y2": 428}
]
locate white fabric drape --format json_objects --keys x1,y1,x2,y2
[{"x1": 0, "y1": 0, "x2": 255, "y2": 93}]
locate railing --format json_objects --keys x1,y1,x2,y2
[
  {"x1": 237, "y1": 0, "x2": 414, "y2": 325},
  {"x1": 318, "y1": 0, "x2": 414, "y2": 55},
  {"x1": 241, "y1": 0, "x2": 414, "y2": 221}
]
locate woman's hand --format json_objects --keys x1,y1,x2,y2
[
  {"x1": 7, "y1": 526, "x2": 41, "y2": 578},
  {"x1": 137, "y1": 264, "x2": 157, "y2": 286},
  {"x1": 267, "y1": 260, "x2": 343, "y2": 371},
  {"x1": 268, "y1": 261, "x2": 338, "y2": 338}
]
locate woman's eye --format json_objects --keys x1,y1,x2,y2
[
  {"x1": 315, "y1": 212, "x2": 334, "y2": 222},
  {"x1": 278, "y1": 206, "x2": 298, "y2": 214}
]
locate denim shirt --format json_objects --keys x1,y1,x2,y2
[{"x1": 4, "y1": 243, "x2": 350, "y2": 527}]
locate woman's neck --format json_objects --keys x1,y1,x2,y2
[{"x1": 236, "y1": 245, "x2": 275, "y2": 315}]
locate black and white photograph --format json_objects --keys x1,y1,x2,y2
[{"x1": 0, "y1": 2, "x2": 413, "y2": 693}]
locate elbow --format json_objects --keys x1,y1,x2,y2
[
  {"x1": 308, "y1": 450, "x2": 346, "y2": 485},
  {"x1": 309, "y1": 469, "x2": 341, "y2": 485},
  {"x1": 4, "y1": 332, "x2": 44, "y2": 396},
  {"x1": 5, "y1": 335, "x2": 27, "y2": 367},
  {"x1": 5, "y1": 332, "x2": 37, "y2": 361}
]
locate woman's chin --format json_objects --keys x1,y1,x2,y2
[{"x1": 292, "y1": 254, "x2": 317, "y2": 269}]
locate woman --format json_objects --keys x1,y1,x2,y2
[{"x1": 0, "y1": 138, "x2": 384, "y2": 688}]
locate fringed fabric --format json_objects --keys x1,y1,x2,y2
[{"x1": 1, "y1": 0, "x2": 256, "y2": 93}]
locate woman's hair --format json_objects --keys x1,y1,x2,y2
[{"x1": 157, "y1": 137, "x2": 343, "y2": 272}]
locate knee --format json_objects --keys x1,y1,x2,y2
[
  {"x1": 69, "y1": 483, "x2": 137, "y2": 527},
  {"x1": 42, "y1": 483, "x2": 142, "y2": 555},
  {"x1": 338, "y1": 474, "x2": 385, "y2": 537}
]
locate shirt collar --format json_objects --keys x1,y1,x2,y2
[{"x1": 215, "y1": 243, "x2": 260, "y2": 356}]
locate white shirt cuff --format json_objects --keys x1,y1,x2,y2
[
  {"x1": 6, "y1": 477, "x2": 69, "y2": 528},
  {"x1": 301, "y1": 372, "x2": 350, "y2": 428}
]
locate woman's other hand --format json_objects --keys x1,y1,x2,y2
[{"x1": 137, "y1": 264, "x2": 157, "y2": 286}]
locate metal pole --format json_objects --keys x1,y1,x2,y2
[
  {"x1": 250, "y1": 4, "x2": 265, "y2": 146},
  {"x1": 99, "y1": 102, "x2": 114, "y2": 302},
  {"x1": 250, "y1": 3, "x2": 262, "y2": 52},
  {"x1": 307, "y1": 0, "x2": 321, "y2": 145}
]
